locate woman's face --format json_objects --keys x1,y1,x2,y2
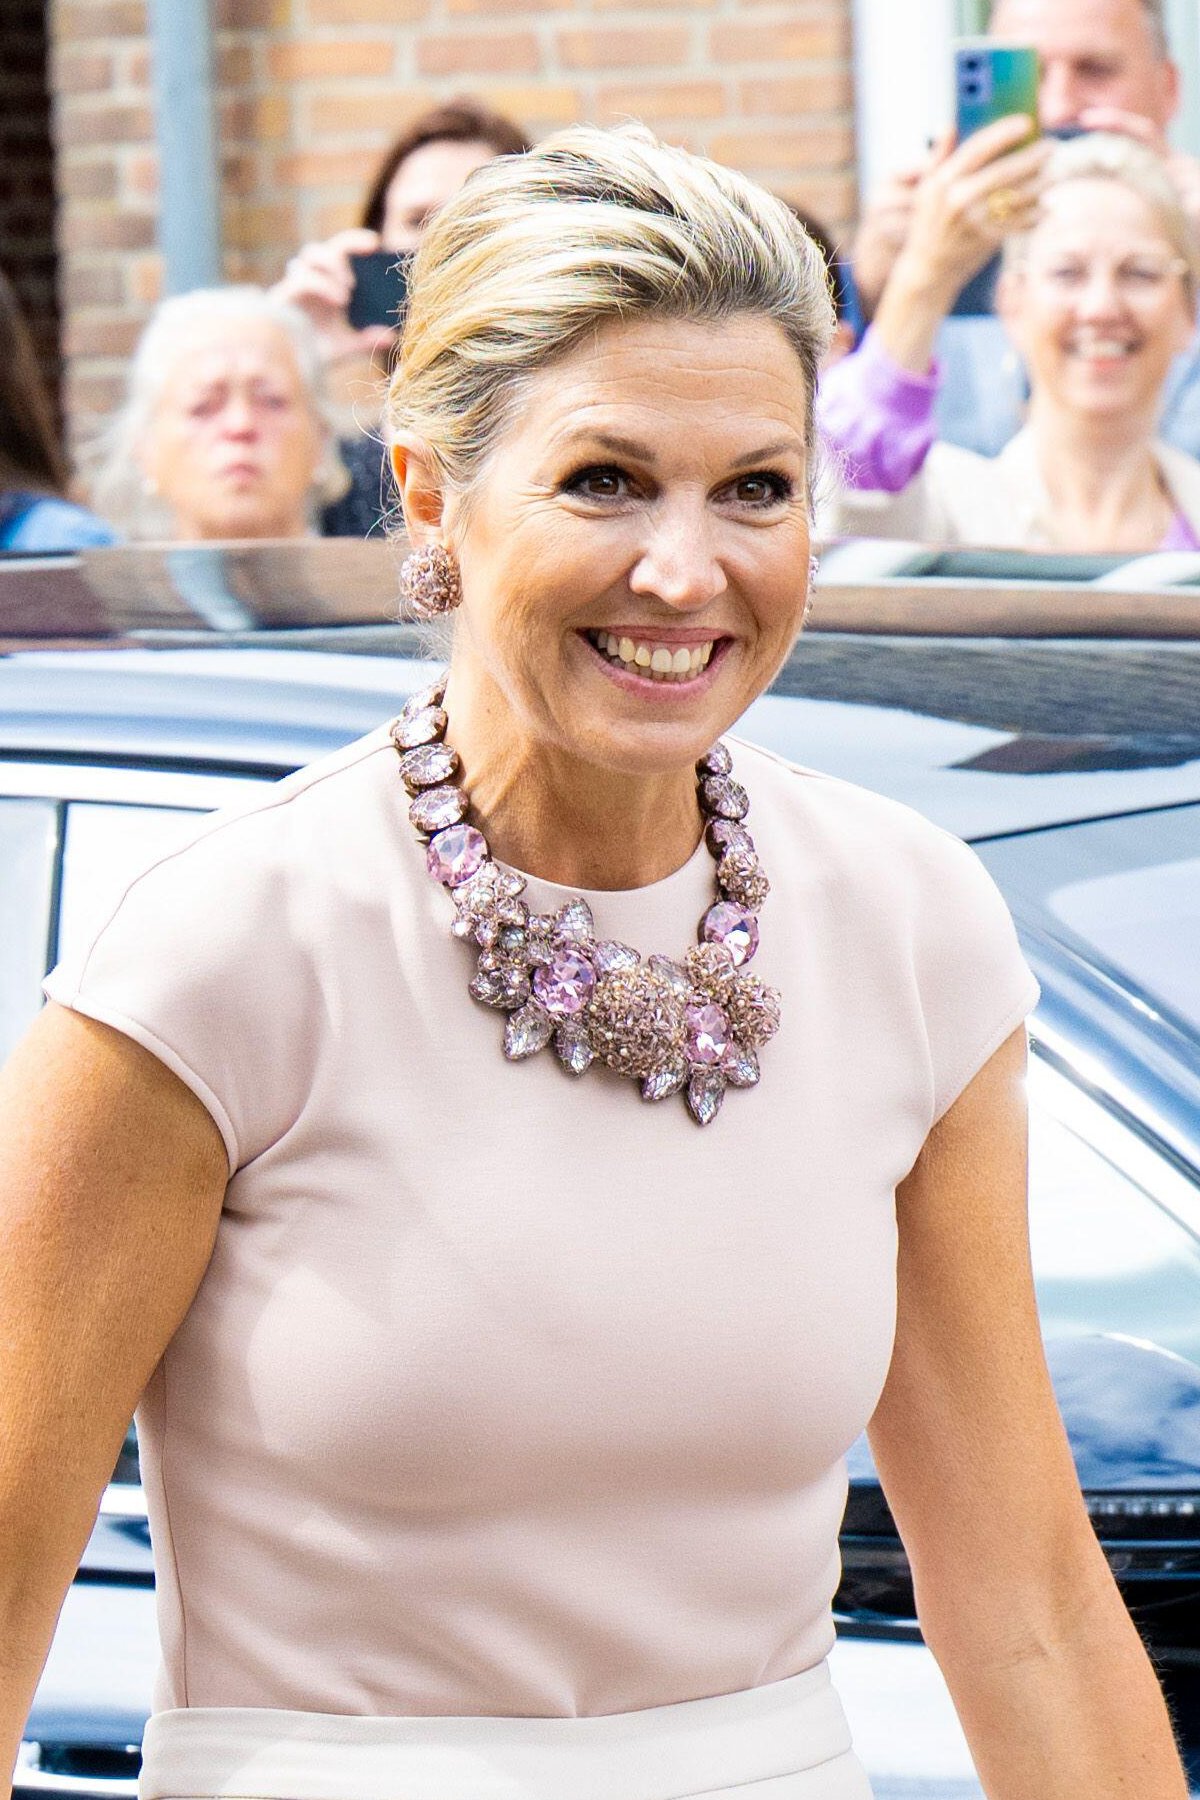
[
  {"x1": 381, "y1": 138, "x2": 499, "y2": 251},
  {"x1": 141, "y1": 318, "x2": 323, "y2": 541},
  {"x1": 422, "y1": 314, "x2": 814, "y2": 780},
  {"x1": 1000, "y1": 178, "x2": 1194, "y2": 422}
]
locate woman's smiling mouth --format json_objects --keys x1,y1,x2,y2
[{"x1": 582, "y1": 627, "x2": 721, "y2": 683}]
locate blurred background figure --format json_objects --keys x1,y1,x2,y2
[
  {"x1": 784, "y1": 207, "x2": 859, "y2": 366},
  {"x1": 847, "y1": 0, "x2": 1200, "y2": 458},
  {"x1": 273, "y1": 96, "x2": 531, "y2": 536},
  {"x1": 821, "y1": 134, "x2": 1200, "y2": 551},
  {"x1": 90, "y1": 287, "x2": 348, "y2": 543},
  {"x1": 0, "y1": 267, "x2": 115, "y2": 553}
]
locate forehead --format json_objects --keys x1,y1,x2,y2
[
  {"x1": 1033, "y1": 176, "x2": 1168, "y2": 243},
  {"x1": 518, "y1": 314, "x2": 810, "y2": 444},
  {"x1": 991, "y1": 0, "x2": 1157, "y2": 58},
  {"x1": 159, "y1": 318, "x2": 304, "y2": 390},
  {"x1": 386, "y1": 138, "x2": 496, "y2": 209}
]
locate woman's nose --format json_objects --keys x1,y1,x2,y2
[
  {"x1": 217, "y1": 396, "x2": 258, "y2": 438},
  {"x1": 627, "y1": 507, "x2": 727, "y2": 610},
  {"x1": 1074, "y1": 268, "x2": 1125, "y2": 315}
]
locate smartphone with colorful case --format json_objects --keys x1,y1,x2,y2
[{"x1": 954, "y1": 40, "x2": 1040, "y2": 145}]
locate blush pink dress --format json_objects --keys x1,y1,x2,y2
[{"x1": 45, "y1": 728, "x2": 1038, "y2": 1799}]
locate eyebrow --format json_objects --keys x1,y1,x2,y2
[{"x1": 557, "y1": 429, "x2": 803, "y2": 466}]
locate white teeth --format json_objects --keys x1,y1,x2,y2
[
  {"x1": 1071, "y1": 337, "x2": 1133, "y2": 357},
  {"x1": 586, "y1": 630, "x2": 718, "y2": 682}
]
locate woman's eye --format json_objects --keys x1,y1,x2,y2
[
  {"x1": 728, "y1": 472, "x2": 792, "y2": 507},
  {"x1": 564, "y1": 465, "x2": 628, "y2": 500}
]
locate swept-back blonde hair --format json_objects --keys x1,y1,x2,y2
[
  {"x1": 1004, "y1": 131, "x2": 1200, "y2": 312},
  {"x1": 385, "y1": 123, "x2": 834, "y2": 508}
]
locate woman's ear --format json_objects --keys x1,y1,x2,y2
[{"x1": 390, "y1": 437, "x2": 448, "y2": 544}]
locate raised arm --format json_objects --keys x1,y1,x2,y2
[
  {"x1": 0, "y1": 1004, "x2": 227, "y2": 1789},
  {"x1": 869, "y1": 1026, "x2": 1187, "y2": 1798},
  {"x1": 819, "y1": 118, "x2": 1047, "y2": 498}
]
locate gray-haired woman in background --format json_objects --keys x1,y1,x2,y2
[
  {"x1": 0, "y1": 126, "x2": 1187, "y2": 1800},
  {"x1": 90, "y1": 285, "x2": 348, "y2": 542}
]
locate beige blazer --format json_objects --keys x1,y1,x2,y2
[{"x1": 819, "y1": 425, "x2": 1200, "y2": 549}]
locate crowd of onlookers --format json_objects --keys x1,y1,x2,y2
[{"x1": 2, "y1": 0, "x2": 1198, "y2": 560}]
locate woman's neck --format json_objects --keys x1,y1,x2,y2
[
  {"x1": 440, "y1": 672, "x2": 706, "y2": 893},
  {"x1": 1026, "y1": 396, "x2": 1172, "y2": 551}
]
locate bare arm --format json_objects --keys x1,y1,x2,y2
[
  {"x1": 869, "y1": 1025, "x2": 1186, "y2": 1797},
  {"x1": 0, "y1": 1004, "x2": 228, "y2": 1787}
]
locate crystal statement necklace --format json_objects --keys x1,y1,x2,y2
[{"x1": 391, "y1": 676, "x2": 781, "y2": 1126}]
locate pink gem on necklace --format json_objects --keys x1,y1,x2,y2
[{"x1": 391, "y1": 684, "x2": 781, "y2": 1127}]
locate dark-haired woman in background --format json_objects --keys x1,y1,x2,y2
[
  {"x1": 274, "y1": 95, "x2": 531, "y2": 537},
  {"x1": 0, "y1": 269, "x2": 115, "y2": 553}
]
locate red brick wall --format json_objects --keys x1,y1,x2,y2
[
  {"x1": 50, "y1": 0, "x2": 856, "y2": 459},
  {"x1": 2, "y1": 0, "x2": 61, "y2": 419}
]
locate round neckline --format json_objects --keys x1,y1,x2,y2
[{"x1": 512, "y1": 832, "x2": 716, "y2": 949}]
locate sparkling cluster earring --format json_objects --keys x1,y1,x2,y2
[{"x1": 399, "y1": 544, "x2": 463, "y2": 620}]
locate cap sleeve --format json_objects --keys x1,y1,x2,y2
[
  {"x1": 916, "y1": 828, "x2": 1040, "y2": 1125},
  {"x1": 43, "y1": 807, "x2": 317, "y2": 1176}
]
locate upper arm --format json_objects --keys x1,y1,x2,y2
[
  {"x1": 867, "y1": 1025, "x2": 1107, "y2": 1657},
  {"x1": 0, "y1": 1000, "x2": 228, "y2": 1540}
]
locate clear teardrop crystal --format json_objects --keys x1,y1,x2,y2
[
  {"x1": 504, "y1": 1002, "x2": 554, "y2": 1060},
  {"x1": 722, "y1": 1044, "x2": 760, "y2": 1088},
  {"x1": 555, "y1": 1020, "x2": 595, "y2": 1076},
  {"x1": 592, "y1": 939, "x2": 639, "y2": 974},
  {"x1": 686, "y1": 1069, "x2": 726, "y2": 1125},
  {"x1": 470, "y1": 962, "x2": 530, "y2": 1010},
  {"x1": 641, "y1": 1057, "x2": 689, "y2": 1102},
  {"x1": 554, "y1": 898, "x2": 594, "y2": 942}
]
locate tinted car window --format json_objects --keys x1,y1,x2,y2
[
  {"x1": 1031, "y1": 1097, "x2": 1200, "y2": 1369},
  {"x1": 0, "y1": 798, "x2": 58, "y2": 1062},
  {"x1": 979, "y1": 806, "x2": 1200, "y2": 1034}
]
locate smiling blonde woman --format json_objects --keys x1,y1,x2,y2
[
  {"x1": 0, "y1": 126, "x2": 1188, "y2": 1800},
  {"x1": 820, "y1": 130, "x2": 1200, "y2": 550}
]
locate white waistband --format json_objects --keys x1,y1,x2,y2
[{"x1": 139, "y1": 1663, "x2": 859, "y2": 1800}]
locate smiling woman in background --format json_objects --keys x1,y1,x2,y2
[
  {"x1": 820, "y1": 130, "x2": 1200, "y2": 551},
  {"x1": 90, "y1": 286, "x2": 348, "y2": 542}
]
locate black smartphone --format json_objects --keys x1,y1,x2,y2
[{"x1": 347, "y1": 251, "x2": 412, "y2": 331}]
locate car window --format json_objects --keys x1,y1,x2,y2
[
  {"x1": 978, "y1": 807, "x2": 1200, "y2": 1035},
  {"x1": 0, "y1": 798, "x2": 59, "y2": 1063},
  {"x1": 1029, "y1": 1058, "x2": 1200, "y2": 1370},
  {"x1": 57, "y1": 802, "x2": 202, "y2": 971}
]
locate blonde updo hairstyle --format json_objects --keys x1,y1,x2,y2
[
  {"x1": 385, "y1": 124, "x2": 836, "y2": 520},
  {"x1": 1002, "y1": 131, "x2": 1200, "y2": 314}
]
